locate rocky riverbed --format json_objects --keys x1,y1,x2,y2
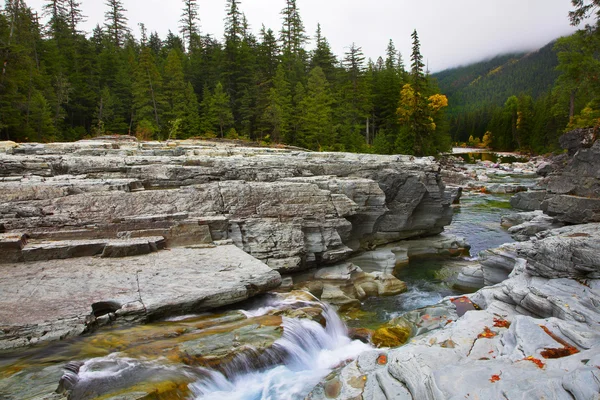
[
  {"x1": 0, "y1": 138, "x2": 453, "y2": 349},
  {"x1": 1, "y1": 134, "x2": 599, "y2": 399}
]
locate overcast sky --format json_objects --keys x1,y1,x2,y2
[{"x1": 27, "y1": 0, "x2": 579, "y2": 72}]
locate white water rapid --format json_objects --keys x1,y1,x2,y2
[{"x1": 189, "y1": 304, "x2": 372, "y2": 400}]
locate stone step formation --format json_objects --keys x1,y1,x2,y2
[{"x1": 0, "y1": 138, "x2": 454, "y2": 349}]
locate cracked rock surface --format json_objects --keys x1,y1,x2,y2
[
  {"x1": 0, "y1": 245, "x2": 281, "y2": 350},
  {"x1": 0, "y1": 139, "x2": 452, "y2": 270},
  {"x1": 309, "y1": 223, "x2": 600, "y2": 400}
]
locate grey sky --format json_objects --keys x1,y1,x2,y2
[{"x1": 27, "y1": 0, "x2": 579, "y2": 72}]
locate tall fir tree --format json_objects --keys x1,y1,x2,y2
[
  {"x1": 298, "y1": 66, "x2": 334, "y2": 150},
  {"x1": 310, "y1": 24, "x2": 337, "y2": 82},
  {"x1": 179, "y1": 0, "x2": 200, "y2": 52},
  {"x1": 209, "y1": 81, "x2": 234, "y2": 137},
  {"x1": 132, "y1": 46, "x2": 164, "y2": 137},
  {"x1": 261, "y1": 64, "x2": 291, "y2": 142},
  {"x1": 104, "y1": 0, "x2": 129, "y2": 47},
  {"x1": 280, "y1": 0, "x2": 308, "y2": 90}
]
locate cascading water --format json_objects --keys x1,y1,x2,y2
[{"x1": 189, "y1": 304, "x2": 372, "y2": 400}]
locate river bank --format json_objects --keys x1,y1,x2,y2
[{"x1": 1, "y1": 135, "x2": 598, "y2": 399}]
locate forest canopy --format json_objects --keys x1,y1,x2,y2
[{"x1": 0, "y1": 0, "x2": 450, "y2": 156}]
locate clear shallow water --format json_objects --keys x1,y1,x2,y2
[
  {"x1": 0, "y1": 171, "x2": 541, "y2": 399},
  {"x1": 351, "y1": 173, "x2": 540, "y2": 327},
  {"x1": 445, "y1": 191, "x2": 515, "y2": 257}
]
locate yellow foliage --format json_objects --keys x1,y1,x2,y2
[
  {"x1": 569, "y1": 106, "x2": 600, "y2": 129},
  {"x1": 428, "y1": 94, "x2": 448, "y2": 112},
  {"x1": 482, "y1": 131, "x2": 493, "y2": 148},
  {"x1": 396, "y1": 84, "x2": 415, "y2": 124}
]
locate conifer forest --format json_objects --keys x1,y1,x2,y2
[{"x1": 0, "y1": 0, "x2": 599, "y2": 156}]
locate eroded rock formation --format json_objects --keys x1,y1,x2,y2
[
  {"x1": 309, "y1": 223, "x2": 600, "y2": 400},
  {"x1": 0, "y1": 139, "x2": 452, "y2": 271}
]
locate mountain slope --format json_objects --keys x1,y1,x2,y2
[{"x1": 433, "y1": 41, "x2": 560, "y2": 115}]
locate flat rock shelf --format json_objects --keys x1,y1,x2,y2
[{"x1": 0, "y1": 245, "x2": 281, "y2": 350}]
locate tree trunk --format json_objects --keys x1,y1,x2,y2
[
  {"x1": 147, "y1": 69, "x2": 160, "y2": 131},
  {"x1": 569, "y1": 89, "x2": 577, "y2": 120}
]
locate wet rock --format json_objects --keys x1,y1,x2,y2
[
  {"x1": 469, "y1": 182, "x2": 528, "y2": 194},
  {"x1": 371, "y1": 318, "x2": 413, "y2": 348},
  {"x1": 0, "y1": 245, "x2": 281, "y2": 350},
  {"x1": 0, "y1": 140, "x2": 19, "y2": 153},
  {"x1": 507, "y1": 213, "x2": 564, "y2": 242},
  {"x1": 455, "y1": 265, "x2": 485, "y2": 291},
  {"x1": 511, "y1": 132, "x2": 600, "y2": 223},
  {"x1": 510, "y1": 190, "x2": 549, "y2": 211},
  {"x1": 500, "y1": 210, "x2": 545, "y2": 228},
  {"x1": 295, "y1": 263, "x2": 407, "y2": 311},
  {"x1": 542, "y1": 195, "x2": 600, "y2": 224},
  {"x1": 446, "y1": 185, "x2": 463, "y2": 204},
  {"x1": 479, "y1": 243, "x2": 522, "y2": 286},
  {"x1": 559, "y1": 127, "x2": 596, "y2": 156},
  {"x1": 311, "y1": 223, "x2": 600, "y2": 400},
  {"x1": 349, "y1": 234, "x2": 469, "y2": 274}
]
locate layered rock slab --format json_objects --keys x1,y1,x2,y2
[
  {"x1": 0, "y1": 140, "x2": 453, "y2": 270},
  {"x1": 511, "y1": 130, "x2": 600, "y2": 224},
  {"x1": 0, "y1": 245, "x2": 281, "y2": 350},
  {"x1": 309, "y1": 224, "x2": 600, "y2": 400}
]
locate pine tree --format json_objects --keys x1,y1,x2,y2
[
  {"x1": 163, "y1": 49, "x2": 187, "y2": 125},
  {"x1": 65, "y1": 0, "x2": 85, "y2": 35},
  {"x1": 199, "y1": 85, "x2": 216, "y2": 135},
  {"x1": 43, "y1": 0, "x2": 68, "y2": 39},
  {"x1": 298, "y1": 67, "x2": 334, "y2": 150},
  {"x1": 397, "y1": 30, "x2": 431, "y2": 155},
  {"x1": 210, "y1": 82, "x2": 234, "y2": 137},
  {"x1": 104, "y1": 0, "x2": 129, "y2": 47},
  {"x1": 280, "y1": 0, "x2": 308, "y2": 89},
  {"x1": 311, "y1": 24, "x2": 337, "y2": 81},
  {"x1": 257, "y1": 25, "x2": 279, "y2": 81},
  {"x1": 132, "y1": 46, "x2": 164, "y2": 138},
  {"x1": 224, "y1": 0, "x2": 243, "y2": 44},
  {"x1": 178, "y1": 82, "x2": 201, "y2": 138},
  {"x1": 179, "y1": 0, "x2": 200, "y2": 52},
  {"x1": 262, "y1": 64, "x2": 292, "y2": 143},
  {"x1": 280, "y1": 0, "x2": 308, "y2": 55},
  {"x1": 30, "y1": 90, "x2": 55, "y2": 141},
  {"x1": 337, "y1": 43, "x2": 371, "y2": 151}
]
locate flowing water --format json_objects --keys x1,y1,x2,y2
[
  {"x1": 189, "y1": 305, "x2": 371, "y2": 400},
  {"x1": 0, "y1": 159, "x2": 540, "y2": 399}
]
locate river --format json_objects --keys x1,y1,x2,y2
[{"x1": 0, "y1": 153, "x2": 538, "y2": 400}]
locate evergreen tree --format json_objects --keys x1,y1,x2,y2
[
  {"x1": 65, "y1": 0, "x2": 85, "y2": 35},
  {"x1": 179, "y1": 0, "x2": 200, "y2": 52},
  {"x1": 311, "y1": 24, "x2": 337, "y2": 82},
  {"x1": 104, "y1": 0, "x2": 129, "y2": 47},
  {"x1": 261, "y1": 64, "x2": 291, "y2": 142},
  {"x1": 42, "y1": 0, "x2": 68, "y2": 39},
  {"x1": 210, "y1": 82, "x2": 234, "y2": 137},
  {"x1": 337, "y1": 43, "x2": 371, "y2": 151},
  {"x1": 30, "y1": 89, "x2": 55, "y2": 141},
  {"x1": 93, "y1": 86, "x2": 116, "y2": 135},
  {"x1": 298, "y1": 67, "x2": 334, "y2": 150},
  {"x1": 396, "y1": 30, "x2": 431, "y2": 155},
  {"x1": 132, "y1": 46, "x2": 164, "y2": 137},
  {"x1": 163, "y1": 49, "x2": 187, "y2": 125},
  {"x1": 178, "y1": 82, "x2": 201, "y2": 138},
  {"x1": 280, "y1": 0, "x2": 308, "y2": 55},
  {"x1": 280, "y1": 0, "x2": 308, "y2": 89}
]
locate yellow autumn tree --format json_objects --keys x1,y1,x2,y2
[{"x1": 396, "y1": 85, "x2": 450, "y2": 155}]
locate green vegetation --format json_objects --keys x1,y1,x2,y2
[
  {"x1": 434, "y1": 0, "x2": 600, "y2": 154},
  {"x1": 0, "y1": 0, "x2": 450, "y2": 156}
]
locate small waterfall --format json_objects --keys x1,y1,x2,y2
[{"x1": 189, "y1": 303, "x2": 372, "y2": 400}]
